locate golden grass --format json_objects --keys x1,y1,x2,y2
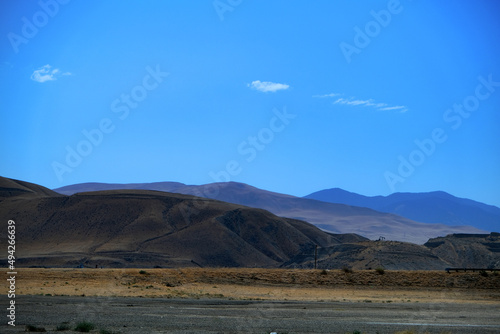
[{"x1": 7, "y1": 267, "x2": 500, "y2": 304}]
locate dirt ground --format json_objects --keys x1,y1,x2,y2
[
  {"x1": 8, "y1": 268, "x2": 500, "y2": 304},
  {"x1": 3, "y1": 268, "x2": 500, "y2": 333},
  {"x1": 5, "y1": 295, "x2": 500, "y2": 334}
]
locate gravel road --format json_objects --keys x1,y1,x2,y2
[{"x1": 3, "y1": 295, "x2": 500, "y2": 333}]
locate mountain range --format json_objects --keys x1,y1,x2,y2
[
  {"x1": 305, "y1": 188, "x2": 500, "y2": 232},
  {"x1": 1, "y1": 176, "x2": 500, "y2": 270},
  {"x1": 54, "y1": 181, "x2": 492, "y2": 244}
]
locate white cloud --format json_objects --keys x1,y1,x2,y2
[
  {"x1": 248, "y1": 80, "x2": 289, "y2": 93},
  {"x1": 31, "y1": 65, "x2": 71, "y2": 83},
  {"x1": 379, "y1": 105, "x2": 408, "y2": 111},
  {"x1": 315, "y1": 92, "x2": 408, "y2": 113},
  {"x1": 312, "y1": 93, "x2": 341, "y2": 98}
]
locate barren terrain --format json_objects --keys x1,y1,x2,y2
[
  {"x1": 3, "y1": 177, "x2": 500, "y2": 270},
  {"x1": 9, "y1": 268, "x2": 500, "y2": 303},
  {"x1": 4, "y1": 268, "x2": 500, "y2": 333}
]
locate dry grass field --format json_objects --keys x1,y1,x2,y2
[{"x1": 8, "y1": 267, "x2": 500, "y2": 304}]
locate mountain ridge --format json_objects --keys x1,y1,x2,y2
[
  {"x1": 2, "y1": 176, "x2": 499, "y2": 270},
  {"x1": 304, "y1": 188, "x2": 500, "y2": 232},
  {"x1": 53, "y1": 181, "x2": 487, "y2": 244}
]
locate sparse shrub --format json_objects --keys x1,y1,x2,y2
[
  {"x1": 479, "y1": 270, "x2": 489, "y2": 277},
  {"x1": 56, "y1": 322, "x2": 71, "y2": 331},
  {"x1": 342, "y1": 266, "x2": 353, "y2": 274},
  {"x1": 375, "y1": 267, "x2": 385, "y2": 275},
  {"x1": 493, "y1": 271, "x2": 499, "y2": 277},
  {"x1": 74, "y1": 321, "x2": 95, "y2": 332},
  {"x1": 320, "y1": 269, "x2": 328, "y2": 275},
  {"x1": 164, "y1": 279, "x2": 181, "y2": 287},
  {"x1": 25, "y1": 324, "x2": 46, "y2": 332},
  {"x1": 139, "y1": 270, "x2": 148, "y2": 275}
]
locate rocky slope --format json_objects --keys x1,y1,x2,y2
[{"x1": 424, "y1": 233, "x2": 500, "y2": 269}]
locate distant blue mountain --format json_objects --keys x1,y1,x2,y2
[{"x1": 304, "y1": 189, "x2": 500, "y2": 232}]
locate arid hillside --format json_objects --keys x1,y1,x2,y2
[
  {"x1": 0, "y1": 177, "x2": 349, "y2": 268},
  {"x1": 0, "y1": 176, "x2": 62, "y2": 199},
  {"x1": 2, "y1": 177, "x2": 499, "y2": 270},
  {"x1": 284, "y1": 240, "x2": 449, "y2": 270},
  {"x1": 54, "y1": 181, "x2": 486, "y2": 244},
  {"x1": 425, "y1": 233, "x2": 500, "y2": 269},
  {"x1": 286, "y1": 234, "x2": 500, "y2": 270}
]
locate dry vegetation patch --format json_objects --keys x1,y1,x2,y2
[{"x1": 6, "y1": 268, "x2": 500, "y2": 304}]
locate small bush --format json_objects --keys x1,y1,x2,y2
[
  {"x1": 479, "y1": 270, "x2": 489, "y2": 277},
  {"x1": 74, "y1": 321, "x2": 95, "y2": 332},
  {"x1": 139, "y1": 270, "x2": 148, "y2": 275},
  {"x1": 25, "y1": 325, "x2": 46, "y2": 332},
  {"x1": 320, "y1": 269, "x2": 328, "y2": 275},
  {"x1": 493, "y1": 271, "x2": 499, "y2": 277},
  {"x1": 342, "y1": 266, "x2": 353, "y2": 274},
  {"x1": 56, "y1": 322, "x2": 71, "y2": 331},
  {"x1": 375, "y1": 267, "x2": 385, "y2": 275}
]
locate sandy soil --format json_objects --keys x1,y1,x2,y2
[{"x1": 7, "y1": 268, "x2": 500, "y2": 304}]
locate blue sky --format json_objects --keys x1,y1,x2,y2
[{"x1": 1, "y1": 0, "x2": 499, "y2": 207}]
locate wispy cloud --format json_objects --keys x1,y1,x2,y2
[
  {"x1": 312, "y1": 93, "x2": 341, "y2": 98},
  {"x1": 248, "y1": 80, "x2": 289, "y2": 93},
  {"x1": 315, "y1": 92, "x2": 408, "y2": 113},
  {"x1": 31, "y1": 64, "x2": 72, "y2": 83},
  {"x1": 378, "y1": 105, "x2": 408, "y2": 111}
]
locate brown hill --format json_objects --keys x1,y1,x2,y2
[
  {"x1": 425, "y1": 233, "x2": 500, "y2": 269},
  {"x1": 0, "y1": 176, "x2": 349, "y2": 268},
  {"x1": 284, "y1": 240, "x2": 450, "y2": 270},
  {"x1": 0, "y1": 177, "x2": 62, "y2": 199},
  {"x1": 54, "y1": 181, "x2": 485, "y2": 244},
  {"x1": 285, "y1": 233, "x2": 500, "y2": 271}
]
